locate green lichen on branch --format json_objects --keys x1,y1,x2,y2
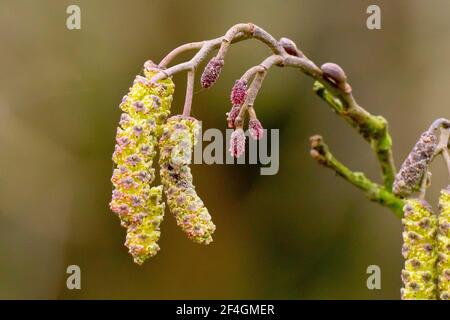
[
  {"x1": 313, "y1": 81, "x2": 396, "y2": 191},
  {"x1": 310, "y1": 135, "x2": 404, "y2": 217}
]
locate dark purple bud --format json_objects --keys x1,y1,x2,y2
[
  {"x1": 230, "y1": 80, "x2": 247, "y2": 105},
  {"x1": 200, "y1": 57, "x2": 224, "y2": 89}
]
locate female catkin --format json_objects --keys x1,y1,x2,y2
[
  {"x1": 401, "y1": 199, "x2": 438, "y2": 300},
  {"x1": 438, "y1": 186, "x2": 450, "y2": 300},
  {"x1": 159, "y1": 116, "x2": 216, "y2": 244},
  {"x1": 110, "y1": 60, "x2": 175, "y2": 264}
]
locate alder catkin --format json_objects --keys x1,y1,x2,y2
[
  {"x1": 110, "y1": 60, "x2": 174, "y2": 264},
  {"x1": 230, "y1": 79, "x2": 247, "y2": 105},
  {"x1": 400, "y1": 199, "x2": 438, "y2": 300},
  {"x1": 438, "y1": 186, "x2": 450, "y2": 300},
  {"x1": 159, "y1": 116, "x2": 216, "y2": 244},
  {"x1": 393, "y1": 131, "x2": 437, "y2": 198},
  {"x1": 229, "y1": 128, "x2": 246, "y2": 158},
  {"x1": 200, "y1": 57, "x2": 224, "y2": 88},
  {"x1": 249, "y1": 118, "x2": 264, "y2": 140}
]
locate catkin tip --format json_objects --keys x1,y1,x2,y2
[
  {"x1": 229, "y1": 128, "x2": 246, "y2": 158},
  {"x1": 159, "y1": 116, "x2": 216, "y2": 245},
  {"x1": 249, "y1": 119, "x2": 264, "y2": 140}
]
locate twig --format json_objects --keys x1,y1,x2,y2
[
  {"x1": 433, "y1": 126, "x2": 450, "y2": 178},
  {"x1": 215, "y1": 23, "x2": 284, "y2": 61},
  {"x1": 309, "y1": 135, "x2": 404, "y2": 217},
  {"x1": 312, "y1": 82, "x2": 395, "y2": 190},
  {"x1": 442, "y1": 149, "x2": 450, "y2": 178},
  {"x1": 182, "y1": 70, "x2": 195, "y2": 117},
  {"x1": 153, "y1": 23, "x2": 284, "y2": 81},
  {"x1": 152, "y1": 23, "x2": 398, "y2": 211},
  {"x1": 234, "y1": 55, "x2": 283, "y2": 126}
]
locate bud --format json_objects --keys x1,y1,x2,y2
[
  {"x1": 438, "y1": 186, "x2": 450, "y2": 300},
  {"x1": 320, "y1": 62, "x2": 351, "y2": 93},
  {"x1": 279, "y1": 37, "x2": 303, "y2": 57},
  {"x1": 230, "y1": 79, "x2": 247, "y2": 105},
  {"x1": 226, "y1": 105, "x2": 241, "y2": 128},
  {"x1": 249, "y1": 118, "x2": 264, "y2": 140},
  {"x1": 229, "y1": 128, "x2": 246, "y2": 158},
  {"x1": 401, "y1": 199, "x2": 438, "y2": 300},
  {"x1": 320, "y1": 62, "x2": 347, "y2": 84},
  {"x1": 159, "y1": 116, "x2": 216, "y2": 244},
  {"x1": 200, "y1": 57, "x2": 224, "y2": 88},
  {"x1": 393, "y1": 131, "x2": 437, "y2": 197},
  {"x1": 110, "y1": 60, "x2": 174, "y2": 264}
]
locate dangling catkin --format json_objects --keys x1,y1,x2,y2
[
  {"x1": 159, "y1": 116, "x2": 216, "y2": 244},
  {"x1": 110, "y1": 60, "x2": 174, "y2": 264},
  {"x1": 400, "y1": 199, "x2": 438, "y2": 300},
  {"x1": 438, "y1": 186, "x2": 450, "y2": 300}
]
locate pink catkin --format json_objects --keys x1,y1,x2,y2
[
  {"x1": 200, "y1": 57, "x2": 224, "y2": 88},
  {"x1": 249, "y1": 119, "x2": 264, "y2": 140},
  {"x1": 230, "y1": 80, "x2": 247, "y2": 105},
  {"x1": 229, "y1": 129, "x2": 246, "y2": 158},
  {"x1": 226, "y1": 105, "x2": 241, "y2": 128}
]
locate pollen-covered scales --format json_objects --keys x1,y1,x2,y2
[
  {"x1": 159, "y1": 116, "x2": 216, "y2": 244},
  {"x1": 438, "y1": 186, "x2": 450, "y2": 300},
  {"x1": 110, "y1": 60, "x2": 174, "y2": 264},
  {"x1": 401, "y1": 199, "x2": 438, "y2": 300}
]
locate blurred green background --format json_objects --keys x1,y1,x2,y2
[{"x1": 0, "y1": 0, "x2": 449, "y2": 299}]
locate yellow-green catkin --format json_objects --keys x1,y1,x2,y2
[
  {"x1": 437, "y1": 186, "x2": 450, "y2": 300},
  {"x1": 159, "y1": 116, "x2": 216, "y2": 244},
  {"x1": 110, "y1": 60, "x2": 174, "y2": 264},
  {"x1": 400, "y1": 199, "x2": 438, "y2": 300}
]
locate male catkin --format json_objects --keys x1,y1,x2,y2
[
  {"x1": 438, "y1": 186, "x2": 450, "y2": 300},
  {"x1": 393, "y1": 131, "x2": 437, "y2": 197},
  {"x1": 110, "y1": 60, "x2": 175, "y2": 264},
  {"x1": 400, "y1": 199, "x2": 438, "y2": 300},
  {"x1": 159, "y1": 116, "x2": 216, "y2": 244}
]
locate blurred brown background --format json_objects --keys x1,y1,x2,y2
[{"x1": 0, "y1": 0, "x2": 449, "y2": 299}]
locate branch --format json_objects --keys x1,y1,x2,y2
[
  {"x1": 312, "y1": 81, "x2": 395, "y2": 190},
  {"x1": 182, "y1": 70, "x2": 195, "y2": 117},
  {"x1": 309, "y1": 135, "x2": 404, "y2": 217},
  {"x1": 152, "y1": 22, "x2": 397, "y2": 198},
  {"x1": 153, "y1": 23, "x2": 284, "y2": 82}
]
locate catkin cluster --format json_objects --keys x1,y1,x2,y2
[
  {"x1": 159, "y1": 116, "x2": 216, "y2": 244},
  {"x1": 401, "y1": 199, "x2": 438, "y2": 300},
  {"x1": 110, "y1": 60, "x2": 174, "y2": 264},
  {"x1": 438, "y1": 187, "x2": 450, "y2": 300}
]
